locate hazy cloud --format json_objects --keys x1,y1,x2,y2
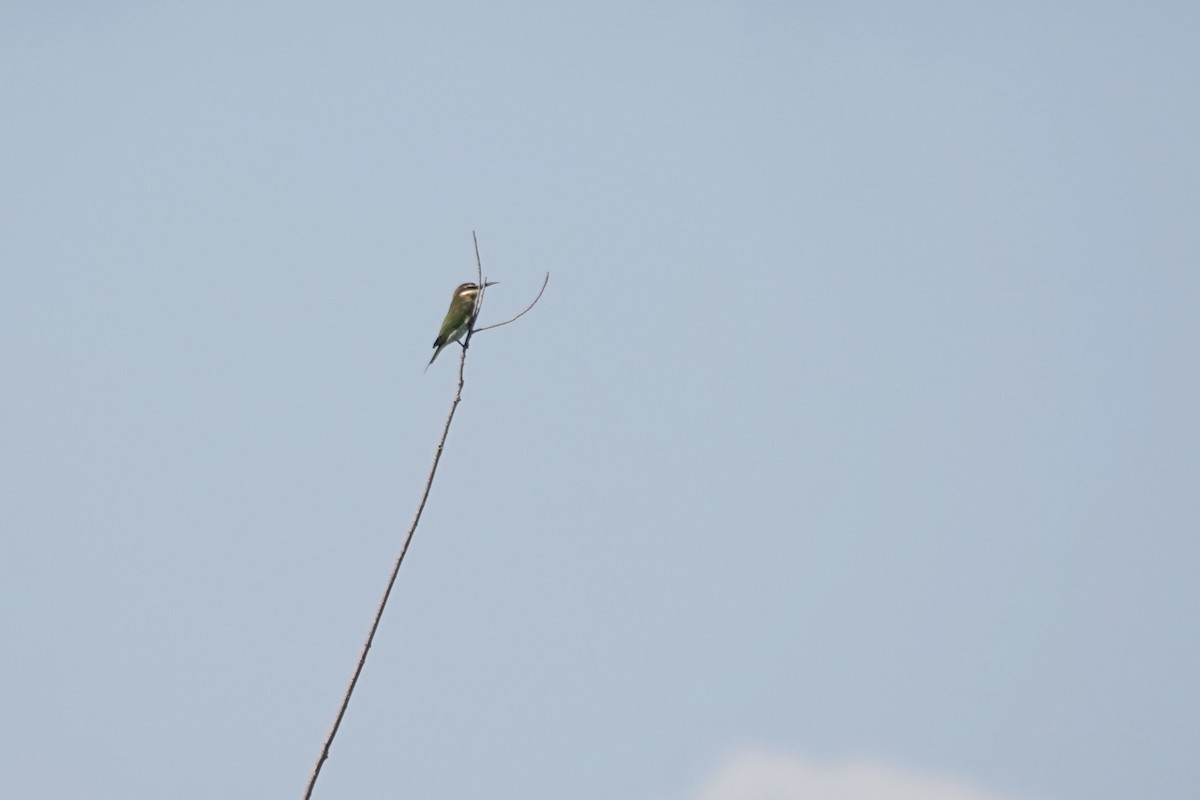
[{"x1": 691, "y1": 751, "x2": 1043, "y2": 800}]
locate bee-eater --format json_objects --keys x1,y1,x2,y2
[{"x1": 426, "y1": 281, "x2": 497, "y2": 371}]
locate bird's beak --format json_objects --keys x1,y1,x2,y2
[{"x1": 484, "y1": 281, "x2": 499, "y2": 287}]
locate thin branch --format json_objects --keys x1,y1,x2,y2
[
  {"x1": 303, "y1": 244, "x2": 482, "y2": 800},
  {"x1": 465, "y1": 230, "x2": 488, "y2": 348},
  {"x1": 303, "y1": 352, "x2": 468, "y2": 799},
  {"x1": 303, "y1": 233, "x2": 545, "y2": 799},
  {"x1": 473, "y1": 271, "x2": 550, "y2": 334}
]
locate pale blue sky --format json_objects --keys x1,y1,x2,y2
[{"x1": 2, "y1": 3, "x2": 1197, "y2": 799}]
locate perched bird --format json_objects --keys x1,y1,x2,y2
[{"x1": 426, "y1": 281, "x2": 497, "y2": 371}]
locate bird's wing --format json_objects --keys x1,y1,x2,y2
[{"x1": 434, "y1": 314, "x2": 470, "y2": 349}]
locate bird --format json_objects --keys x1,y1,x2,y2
[{"x1": 426, "y1": 281, "x2": 497, "y2": 371}]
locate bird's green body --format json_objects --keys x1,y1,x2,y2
[{"x1": 426, "y1": 281, "x2": 496, "y2": 371}]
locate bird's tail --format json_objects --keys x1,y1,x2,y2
[{"x1": 424, "y1": 344, "x2": 445, "y2": 373}]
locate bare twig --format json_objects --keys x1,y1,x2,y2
[
  {"x1": 464, "y1": 230, "x2": 489, "y2": 350},
  {"x1": 473, "y1": 271, "x2": 550, "y2": 334},
  {"x1": 302, "y1": 358, "x2": 469, "y2": 799},
  {"x1": 302, "y1": 234, "x2": 541, "y2": 799},
  {"x1": 304, "y1": 236, "x2": 482, "y2": 796}
]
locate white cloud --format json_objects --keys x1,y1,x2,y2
[{"x1": 690, "y1": 750, "x2": 1041, "y2": 800}]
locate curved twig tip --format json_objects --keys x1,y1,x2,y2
[{"x1": 474, "y1": 272, "x2": 549, "y2": 334}]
